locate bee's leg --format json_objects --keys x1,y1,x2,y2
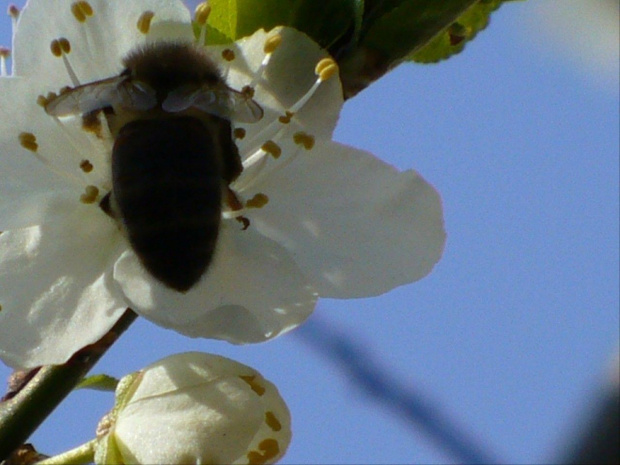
[{"x1": 225, "y1": 187, "x2": 250, "y2": 230}]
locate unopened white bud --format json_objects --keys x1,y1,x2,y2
[{"x1": 95, "y1": 352, "x2": 291, "y2": 464}]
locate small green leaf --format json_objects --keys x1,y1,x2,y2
[
  {"x1": 205, "y1": 0, "x2": 356, "y2": 50},
  {"x1": 75, "y1": 374, "x2": 119, "y2": 392},
  {"x1": 205, "y1": 0, "x2": 238, "y2": 42},
  {"x1": 411, "y1": 0, "x2": 504, "y2": 63},
  {"x1": 360, "y1": 0, "x2": 479, "y2": 60}
]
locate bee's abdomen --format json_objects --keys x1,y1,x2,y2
[{"x1": 112, "y1": 117, "x2": 225, "y2": 292}]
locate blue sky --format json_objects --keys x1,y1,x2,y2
[{"x1": 1, "y1": 1, "x2": 618, "y2": 464}]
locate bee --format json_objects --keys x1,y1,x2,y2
[{"x1": 45, "y1": 42, "x2": 263, "y2": 292}]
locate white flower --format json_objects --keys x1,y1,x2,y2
[
  {"x1": 0, "y1": 0, "x2": 445, "y2": 368},
  {"x1": 95, "y1": 352, "x2": 291, "y2": 464}
]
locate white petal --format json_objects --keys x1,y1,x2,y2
[
  {"x1": 247, "y1": 141, "x2": 447, "y2": 298},
  {"x1": 113, "y1": 223, "x2": 317, "y2": 343},
  {"x1": 214, "y1": 26, "x2": 343, "y2": 141},
  {"x1": 13, "y1": 0, "x2": 192, "y2": 85},
  {"x1": 0, "y1": 78, "x2": 111, "y2": 229},
  {"x1": 0, "y1": 204, "x2": 127, "y2": 368}
]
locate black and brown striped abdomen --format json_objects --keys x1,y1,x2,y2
[{"x1": 112, "y1": 117, "x2": 224, "y2": 292}]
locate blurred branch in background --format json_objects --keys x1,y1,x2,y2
[
  {"x1": 296, "y1": 317, "x2": 501, "y2": 465},
  {"x1": 561, "y1": 352, "x2": 620, "y2": 465}
]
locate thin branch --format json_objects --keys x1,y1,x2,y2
[{"x1": 0, "y1": 309, "x2": 138, "y2": 461}]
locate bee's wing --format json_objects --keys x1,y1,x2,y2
[
  {"x1": 163, "y1": 85, "x2": 263, "y2": 123},
  {"x1": 45, "y1": 77, "x2": 157, "y2": 116}
]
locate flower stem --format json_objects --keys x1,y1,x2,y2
[
  {"x1": 36, "y1": 439, "x2": 97, "y2": 465},
  {"x1": 0, "y1": 309, "x2": 138, "y2": 461}
]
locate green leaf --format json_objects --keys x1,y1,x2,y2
[
  {"x1": 411, "y1": 0, "x2": 504, "y2": 63},
  {"x1": 360, "y1": 0, "x2": 479, "y2": 61},
  {"x1": 205, "y1": 0, "x2": 357, "y2": 50},
  {"x1": 75, "y1": 374, "x2": 119, "y2": 392}
]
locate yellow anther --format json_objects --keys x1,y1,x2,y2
[
  {"x1": 278, "y1": 111, "x2": 294, "y2": 124},
  {"x1": 293, "y1": 131, "x2": 315, "y2": 150},
  {"x1": 59, "y1": 38, "x2": 71, "y2": 53},
  {"x1": 221, "y1": 48, "x2": 235, "y2": 62},
  {"x1": 50, "y1": 40, "x2": 62, "y2": 57},
  {"x1": 247, "y1": 439, "x2": 280, "y2": 465},
  {"x1": 71, "y1": 1, "x2": 93, "y2": 22},
  {"x1": 18, "y1": 132, "x2": 38, "y2": 152},
  {"x1": 50, "y1": 38, "x2": 71, "y2": 56},
  {"x1": 263, "y1": 34, "x2": 282, "y2": 54},
  {"x1": 80, "y1": 185, "x2": 99, "y2": 204},
  {"x1": 265, "y1": 411, "x2": 282, "y2": 432},
  {"x1": 315, "y1": 58, "x2": 338, "y2": 81},
  {"x1": 7, "y1": 5, "x2": 20, "y2": 20},
  {"x1": 0, "y1": 47, "x2": 9, "y2": 58},
  {"x1": 194, "y1": 2, "x2": 211, "y2": 25},
  {"x1": 315, "y1": 58, "x2": 334, "y2": 76},
  {"x1": 233, "y1": 127, "x2": 246, "y2": 140},
  {"x1": 261, "y1": 140, "x2": 281, "y2": 159},
  {"x1": 36, "y1": 94, "x2": 49, "y2": 107},
  {"x1": 80, "y1": 159, "x2": 93, "y2": 173},
  {"x1": 239, "y1": 375, "x2": 266, "y2": 396},
  {"x1": 246, "y1": 193, "x2": 269, "y2": 209},
  {"x1": 136, "y1": 11, "x2": 155, "y2": 34}
]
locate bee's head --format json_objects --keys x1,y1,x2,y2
[{"x1": 122, "y1": 42, "x2": 224, "y2": 99}]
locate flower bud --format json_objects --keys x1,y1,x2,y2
[{"x1": 95, "y1": 352, "x2": 291, "y2": 464}]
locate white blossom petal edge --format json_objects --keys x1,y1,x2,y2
[{"x1": 0, "y1": 0, "x2": 446, "y2": 369}]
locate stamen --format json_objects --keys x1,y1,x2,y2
[
  {"x1": 260, "y1": 140, "x2": 281, "y2": 159},
  {"x1": 246, "y1": 33, "x2": 282, "y2": 89},
  {"x1": 71, "y1": 1, "x2": 94, "y2": 23},
  {"x1": 245, "y1": 193, "x2": 269, "y2": 209},
  {"x1": 247, "y1": 439, "x2": 280, "y2": 464},
  {"x1": 136, "y1": 11, "x2": 155, "y2": 34},
  {"x1": 240, "y1": 57, "x2": 335, "y2": 154},
  {"x1": 278, "y1": 111, "x2": 294, "y2": 124},
  {"x1": 80, "y1": 185, "x2": 99, "y2": 204},
  {"x1": 50, "y1": 38, "x2": 80, "y2": 86},
  {"x1": 7, "y1": 4, "x2": 19, "y2": 35},
  {"x1": 315, "y1": 58, "x2": 338, "y2": 82},
  {"x1": 265, "y1": 411, "x2": 282, "y2": 432},
  {"x1": 287, "y1": 58, "x2": 338, "y2": 114},
  {"x1": 0, "y1": 47, "x2": 9, "y2": 77},
  {"x1": 293, "y1": 131, "x2": 315, "y2": 150},
  {"x1": 221, "y1": 49, "x2": 235, "y2": 62},
  {"x1": 80, "y1": 159, "x2": 93, "y2": 173},
  {"x1": 18, "y1": 128, "x2": 93, "y2": 188},
  {"x1": 18, "y1": 132, "x2": 38, "y2": 152},
  {"x1": 7, "y1": 4, "x2": 19, "y2": 20},
  {"x1": 233, "y1": 127, "x2": 246, "y2": 139},
  {"x1": 235, "y1": 142, "x2": 303, "y2": 193},
  {"x1": 194, "y1": 2, "x2": 210, "y2": 45},
  {"x1": 239, "y1": 375, "x2": 266, "y2": 395},
  {"x1": 263, "y1": 34, "x2": 282, "y2": 54}
]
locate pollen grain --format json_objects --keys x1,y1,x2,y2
[
  {"x1": 18, "y1": 132, "x2": 38, "y2": 152},
  {"x1": 80, "y1": 185, "x2": 99, "y2": 204},
  {"x1": 71, "y1": 1, "x2": 94, "y2": 23},
  {"x1": 239, "y1": 374, "x2": 266, "y2": 396},
  {"x1": 265, "y1": 411, "x2": 282, "y2": 432},
  {"x1": 136, "y1": 11, "x2": 155, "y2": 34}
]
